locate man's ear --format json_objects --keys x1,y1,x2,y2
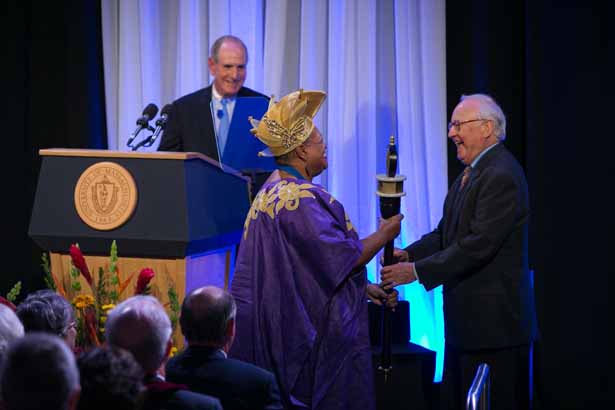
[
  {"x1": 226, "y1": 317, "x2": 236, "y2": 340},
  {"x1": 483, "y1": 119, "x2": 495, "y2": 139},
  {"x1": 207, "y1": 57, "x2": 216, "y2": 74},
  {"x1": 223, "y1": 318, "x2": 236, "y2": 353},
  {"x1": 295, "y1": 145, "x2": 308, "y2": 161},
  {"x1": 164, "y1": 338, "x2": 173, "y2": 358}
]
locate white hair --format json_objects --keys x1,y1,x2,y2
[
  {"x1": 0, "y1": 305, "x2": 24, "y2": 355},
  {"x1": 105, "y1": 296, "x2": 172, "y2": 374},
  {"x1": 461, "y1": 93, "x2": 507, "y2": 141}
]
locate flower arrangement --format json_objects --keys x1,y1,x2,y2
[{"x1": 41, "y1": 240, "x2": 181, "y2": 350}]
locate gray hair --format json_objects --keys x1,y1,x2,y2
[
  {"x1": 180, "y1": 286, "x2": 236, "y2": 346},
  {"x1": 105, "y1": 296, "x2": 172, "y2": 374},
  {"x1": 16, "y1": 289, "x2": 74, "y2": 338},
  {"x1": 210, "y1": 35, "x2": 248, "y2": 63},
  {"x1": 1, "y1": 333, "x2": 79, "y2": 410},
  {"x1": 461, "y1": 93, "x2": 507, "y2": 141},
  {"x1": 0, "y1": 305, "x2": 24, "y2": 356}
]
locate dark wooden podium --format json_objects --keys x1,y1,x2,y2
[{"x1": 29, "y1": 149, "x2": 251, "y2": 346}]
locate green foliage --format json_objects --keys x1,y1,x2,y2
[
  {"x1": 168, "y1": 285, "x2": 180, "y2": 331},
  {"x1": 109, "y1": 240, "x2": 118, "y2": 273},
  {"x1": 75, "y1": 316, "x2": 86, "y2": 348},
  {"x1": 6, "y1": 281, "x2": 21, "y2": 302},
  {"x1": 70, "y1": 256, "x2": 82, "y2": 291},
  {"x1": 41, "y1": 252, "x2": 56, "y2": 291}
]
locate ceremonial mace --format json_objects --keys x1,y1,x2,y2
[{"x1": 375, "y1": 136, "x2": 406, "y2": 382}]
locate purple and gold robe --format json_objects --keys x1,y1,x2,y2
[{"x1": 230, "y1": 177, "x2": 374, "y2": 410}]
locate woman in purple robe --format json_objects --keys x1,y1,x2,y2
[{"x1": 230, "y1": 90, "x2": 401, "y2": 410}]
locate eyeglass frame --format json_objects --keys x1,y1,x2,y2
[
  {"x1": 447, "y1": 118, "x2": 488, "y2": 132},
  {"x1": 61, "y1": 321, "x2": 77, "y2": 336}
]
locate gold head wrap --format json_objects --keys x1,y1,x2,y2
[{"x1": 249, "y1": 89, "x2": 326, "y2": 157}]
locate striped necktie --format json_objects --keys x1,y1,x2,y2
[{"x1": 459, "y1": 165, "x2": 472, "y2": 191}]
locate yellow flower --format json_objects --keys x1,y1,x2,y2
[
  {"x1": 99, "y1": 316, "x2": 107, "y2": 324},
  {"x1": 169, "y1": 347, "x2": 178, "y2": 357},
  {"x1": 72, "y1": 294, "x2": 95, "y2": 308},
  {"x1": 101, "y1": 304, "x2": 116, "y2": 312}
]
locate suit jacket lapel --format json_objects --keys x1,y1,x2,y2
[
  {"x1": 443, "y1": 174, "x2": 463, "y2": 245},
  {"x1": 444, "y1": 144, "x2": 503, "y2": 245},
  {"x1": 197, "y1": 86, "x2": 219, "y2": 162}
]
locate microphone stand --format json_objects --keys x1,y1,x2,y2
[
  {"x1": 131, "y1": 133, "x2": 154, "y2": 151},
  {"x1": 375, "y1": 136, "x2": 406, "y2": 383},
  {"x1": 127, "y1": 125, "x2": 155, "y2": 150}
]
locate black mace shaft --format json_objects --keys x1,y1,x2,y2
[
  {"x1": 380, "y1": 197, "x2": 398, "y2": 377},
  {"x1": 376, "y1": 136, "x2": 406, "y2": 382}
]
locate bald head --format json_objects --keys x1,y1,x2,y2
[
  {"x1": 180, "y1": 286, "x2": 236, "y2": 348},
  {"x1": 105, "y1": 296, "x2": 171, "y2": 374}
]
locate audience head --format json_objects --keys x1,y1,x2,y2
[
  {"x1": 77, "y1": 346, "x2": 144, "y2": 410},
  {"x1": 180, "y1": 286, "x2": 236, "y2": 351},
  {"x1": 16, "y1": 289, "x2": 76, "y2": 349},
  {"x1": 0, "y1": 304, "x2": 24, "y2": 359},
  {"x1": 105, "y1": 295, "x2": 172, "y2": 375},
  {"x1": 208, "y1": 35, "x2": 248, "y2": 98},
  {"x1": 0, "y1": 333, "x2": 80, "y2": 410}
]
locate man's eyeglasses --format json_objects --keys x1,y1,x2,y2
[
  {"x1": 62, "y1": 321, "x2": 77, "y2": 336},
  {"x1": 447, "y1": 118, "x2": 486, "y2": 132}
]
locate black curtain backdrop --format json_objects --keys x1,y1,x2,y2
[
  {"x1": 4, "y1": 0, "x2": 107, "y2": 300},
  {"x1": 447, "y1": 0, "x2": 611, "y2": 408},
  {"x1": 3, "y1": 0, "x2": 612, "y2": 408}
]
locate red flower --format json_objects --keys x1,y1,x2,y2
[
  {"x1": 84, "y1": 306, "x2": 100, "y2": 347},
  {"x1": 0, "y1": 297, "x2": 16, "y2": 311},
  {"x1": 135, "y1": 268, "x2": 155, "y2": 295},
  {"x1": 69, "y1": 244, "x2": 93, "y2": 287}
]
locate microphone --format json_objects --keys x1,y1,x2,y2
[
  {"x1": 148, "y1": 104, "x2": 173, "y2": 146},
  {"x1": 127, "y1": 103, "x2": 159, "y2": 146}
]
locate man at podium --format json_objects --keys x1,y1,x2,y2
[
  {"x1": 229, "y1": 89, "x2": 401, "y2": 410},
  {"x1": 158, "y1": 35, "x2": 267, "y2": 164}
]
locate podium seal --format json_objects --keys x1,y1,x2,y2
[{"x1": 74, "y1": 162, "x2": 138, "y2": 231}]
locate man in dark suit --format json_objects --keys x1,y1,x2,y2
[
  {"x1": 105, "y1": 295, "x2": 222, "y2": 410},
  {"x1": 380, "y1": 94, "x2": 538, "y2": 409},
  {"x1": 158, "y1": 35, "x2": 267, "y2": 163},
  {"x1": 166, "y1": 286, "x2": 282, "y2": 410}
]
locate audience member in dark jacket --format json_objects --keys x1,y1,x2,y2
[
  {"x1": 105, "y1": 295, "x2": 222, "y2": 410},
  {"x1": 167, "y1": 286, "x2": 282, "y2": 410}
]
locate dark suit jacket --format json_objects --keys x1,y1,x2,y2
[
  {"x1": 166, "y1": 346, "x2": 283, "y2": 410},
  {"x1": 406, "y1": 143, "x2": 538, "y2": 350},
  {"x1": 141, "y1": 375, "x2": 222, "y2": 410},
  {"x1": 158, "y1": 85, "x2": 268, "y2": 162}
]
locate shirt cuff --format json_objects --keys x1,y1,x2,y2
[{"x1": 413, "y1": 263, "x2": 421, "y2": 283}]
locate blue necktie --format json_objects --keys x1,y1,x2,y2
[{"x1": 217, "y1": 98, "x2": 230, "y2": 156}]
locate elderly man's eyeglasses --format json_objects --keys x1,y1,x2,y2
[
  {"x1": 447, "y1": 119, "x2": 486, "y2": 132},
  {"x1": 62, "y1": 321, "x2": 77, "y2": 335}
]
